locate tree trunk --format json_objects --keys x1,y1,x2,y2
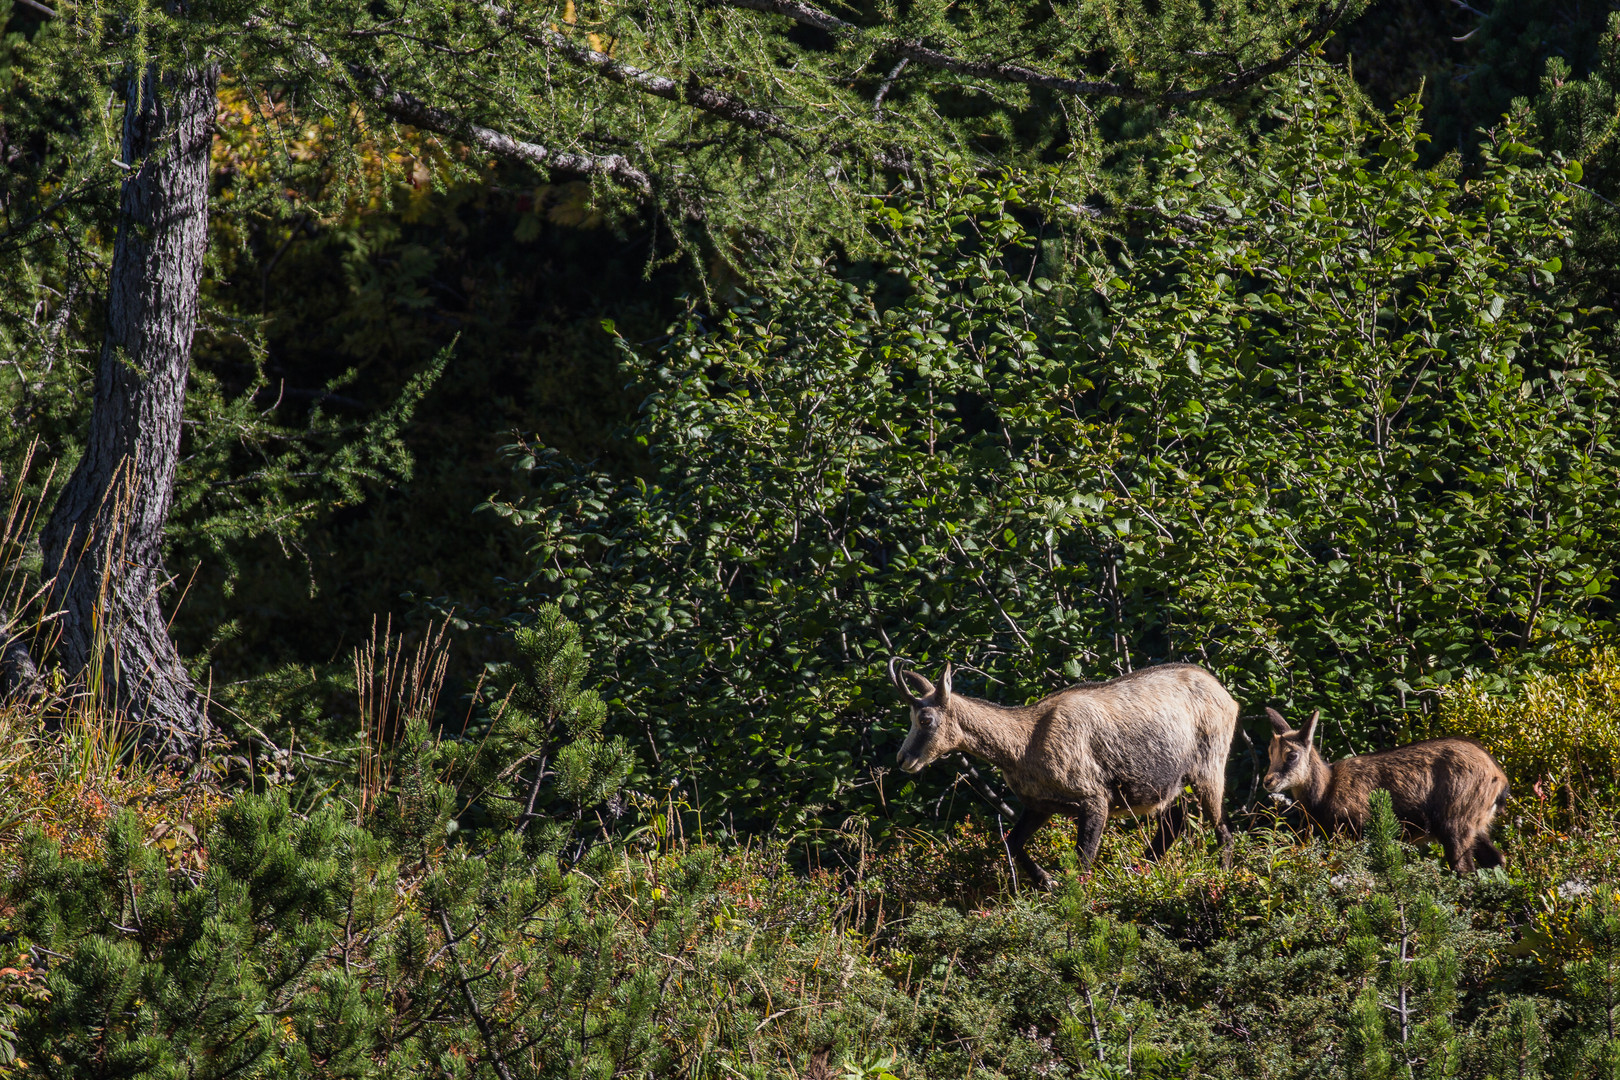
[{"x1": 39, "y1": 62, "x2": 219, "y2": 759}]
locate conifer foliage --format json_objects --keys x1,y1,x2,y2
[
  {"x1": 1563, "y1": 892, "x2": 1620, "y2": 1076},
  {"x1": 8, "y1": 759, "x2": 1620, "y2": 1078},
  {"x1": 1342, "y1": 792, "x2": 1466, "y2": 1079},
  {"x1": 464, "y1": 604, "x2": 636, "y2": 853}
]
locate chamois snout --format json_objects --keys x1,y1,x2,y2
[{"x1": 897, "y1": 706, "x2": 949, "y2": 772}]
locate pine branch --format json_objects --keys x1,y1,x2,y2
[
  {"x1": 723, "y1": 0, "x2": 1127, "y2": 95},
  {"x1": 1158, "y1": 0, "x2": 1353, "y2": 103},
  {"x1": 530, "y1": 32, "x2": 916, "y2": 172},
  {"x1": 721, "y1": 0, "x2": 1354, "y2": 104},
  {"x1": 873, "y1": 57, "x2": 908, "y2": 118},
  {"x1": 437, "y1": 908, "x2": 518, "y2": 1080}
]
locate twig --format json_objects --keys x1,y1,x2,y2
[
  {"x1": 754, "y1": 1001, "x2": 837, "y2": 1032},
  {"x1": 873, "y1": 57, "x2": 908, "y2": 118},
  {"x1": 365, "y1": 73, "x2": 652, "y2": 194},
  {"x1": 1078, "y1": 981, "x2": 1105, "y2": 1063},
  {"x1": 956, "y1": 753, "x2": 1016, "y2": 820},
  {"x1": 724, "y1": 0, "x2": 1352, "y2": 104},
  {"x1": 437, "y1": 909, "x2": 517, "y2": 1080},
  {"x1": 245, "y1": 736, "x2": 350, "y2": 767},
  {"x1": 996, "y1": 813, "x2": 1020, "y2": 892}
]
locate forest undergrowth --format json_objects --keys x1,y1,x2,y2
[
  {"x1": 3, "y1": 658, "x2": 1620, "y2": 1080},
  {"x1": 1, "y1": 467, "x2": 1619, "y2": 1078}
]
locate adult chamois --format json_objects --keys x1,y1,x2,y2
[
  {"x1": 889, "y1": 659, "x2": 1238, "y2": 888},
  {"x1": 1263, "y1": 707, "x2": 1509, "y2": 873}
]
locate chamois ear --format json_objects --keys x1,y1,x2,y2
[
  {"x1": 937, "y1": 662, "x2": 953, "y2": 700},
  {"x1": 1300, "y1": 709, "x2": 1320, "y2": 746},
  {"x1": 1266, "y1": 707, "x2": 1290, "y2": 736}
]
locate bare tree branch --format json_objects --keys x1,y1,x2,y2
[
  {"x1": 1158, "y1": 0, "x2": 1353, "y2": 103},
  {"x1": 347, "y1": 0, "x2": 1345, "y2": 204},
  {"x1": 725, "y1": 0, "x2": 1129, "y2": 95},
  {"x1": 523, "y1": 25, "x2": 794, "y2": 138},
  {"x1": 726, "y1": 0, "x2": 848, "y2": 36},
  {"x1": 359, "y1": 69, "x2": 654, "y2": 194},
  {"x1": 476, "y1": 10, "x2": 924, "y2": 177},
  {"x1": 436, "y1": 908, "x2": 517, "y2": 1080},
  {"x1": 523, "y1": 30, "x2": 916, "y2": 171},
  {"x1": 873, "y1": 56, "x2": 908, "y2": 118}
]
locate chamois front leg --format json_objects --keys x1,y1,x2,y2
[
  {"x1": 1438, "y1": 830, "x2": 1473, "y2": 874},
  {"x1": 1006, "y1": 805, "x2": 1056, "y2": 890},
  {"x1": 1471, "y1": 834, "x2": 1505, "y2": 871}
]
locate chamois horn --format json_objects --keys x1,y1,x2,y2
[{"x1": 887, "y1": 656, "x2": 927, "y2": 706}]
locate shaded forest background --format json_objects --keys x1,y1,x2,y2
[{"x1": 195, "y1": 0, "x2": 1620, "y2": 692}]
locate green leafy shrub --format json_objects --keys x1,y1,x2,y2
[
  {"x1": 1440, "y1": 647, "x2": 1620, "y2": 801},
  {"x1": 492, "y1": 77, "x2": 1618, "y2": 833}
]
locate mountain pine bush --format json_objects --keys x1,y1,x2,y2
[
  {"x1": 6, "y1": 760, "x2": 1620, "y2": 1077},
  {"x1": 457, "y1": 603, "x2": 637, "y2": 855}
]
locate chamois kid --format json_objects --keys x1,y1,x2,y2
[
  {"x1": 1263, "y1": 707, "x2": 1509, "y2": 873},
  {"x1": 890, "y1": 659, "x2": 1238, "y2": 888}
]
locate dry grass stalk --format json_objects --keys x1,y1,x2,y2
[
  {"x1": 354, "y1": 614, "x2": 452, "y2": 821},
  {"x1": 0, "y1": 440, "x2": 58, "y2": 701},
  {"x1": 0, "y1": 448, "x2": 210, "y2": 855}
]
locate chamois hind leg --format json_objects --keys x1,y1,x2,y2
[
  {"x1": 1074, "y1": 794, "x2": 1110, "y2": 870},
  {"x1": 1146, "y1": 801, "x2": 1186, "y2": 861},
  {"x1": 1190, "y1": 768, "x2": 1234, "y2": 867},
  {"x1": 1006, "y1": 806, "x2": 1056, "y2": 890}
]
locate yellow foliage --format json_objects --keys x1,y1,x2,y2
[
  {"x1": 0, "y1": 731, "x2": 226, "y2": 872},
  {"x1": 541, "y1": 181, "x2": 605, "y2": 229},
  {"x1": 1439, "y1": 645, "x2": 1620, "y2": 797},
  {"x1": 211, "y1": 79, "x2": 454, "y2": 226},
  {"x1": 0, "y1": 696, "x2": 224, "y2": 872}
]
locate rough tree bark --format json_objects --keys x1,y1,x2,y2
[{"x1": 39, "y1": 62, "x2": 219, "y2": 758}]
